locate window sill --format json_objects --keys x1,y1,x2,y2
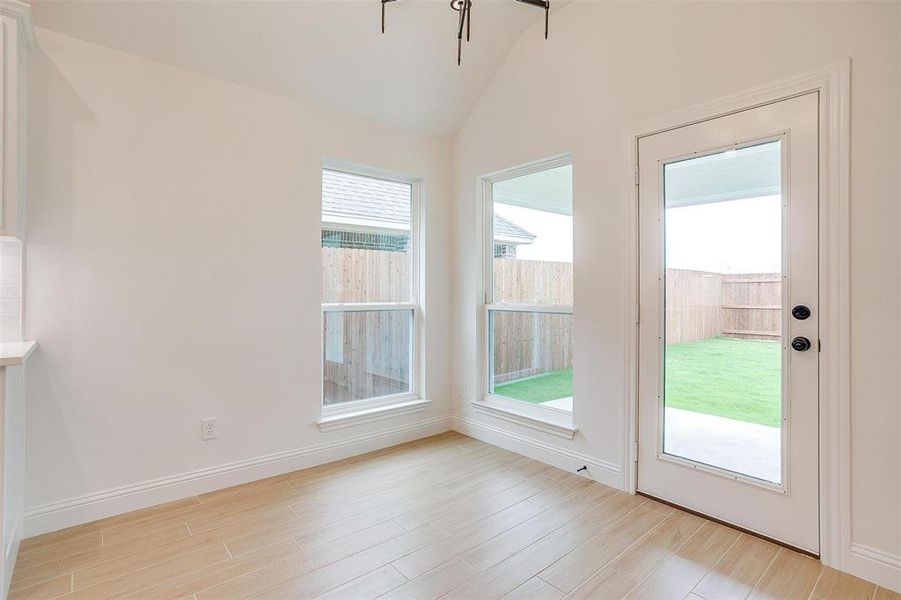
[
  {"x1": 471, "y1": 397, "x2": 577, "y2": 439},
  {"x1": 317, "y1": 398, "x2": 430, "y2": 432}
]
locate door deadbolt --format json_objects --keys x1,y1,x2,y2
[
  {"x1": 791, "y1": 336, "x2": 812, "y2": 352},
  {"x1": 791, "y1": 305, "x2": 811, "y2": 320}
]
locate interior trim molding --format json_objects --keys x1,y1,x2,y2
[
  {"x1": 622, "y1": 59, "x2": 852, "y2": 574},
  {"x1": 470, "y1": 400, "x2": 577, "y2": 439},
  {"x1": 0, "y1": 0, "x2": 35, "y2": 48},
  {"x1": 3, "y1": 515, "x2": 21, "y2": 597},
  {"x1": 23, "y1": 416, "x2": 452, "y2": 538},
  {"x1": 317, "y1": 398, "x2": 430, "y2": 432},
  {"x1": 452, "y1": 416, "x2": 621, "y2": 489},
  {"x1": 847, "y1": 544, "x2": 901, "y2": 592}
]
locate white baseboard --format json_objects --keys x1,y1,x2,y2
[
  {"x1": 452, "y1": 416, "x2": 622, "y2": 489},
  {"x1": 23, "y1": 416, "x2": 452, "y2": 538},
  {"x1": 455, "y1": 411, "x2": 899, "y2": 593},
  {"x1": 847, "y1": 543, "x2": 901, "y2": 593},
  {"x1": 3, "y1": 515, "x2": 22, "y2": 599},
  {"x1": 19, "y1": 411, "x2": 898, "y2": 594},
  {"x1": 452, "y1": 418, "x2": 901, "y2": 592}
]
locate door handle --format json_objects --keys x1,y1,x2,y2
[
  {"x1": 791, "y1": 305, "x2": 811, "y2": 320},
  {"x1": 791, "y1": 336, "x2": 812, "y2": 352}
]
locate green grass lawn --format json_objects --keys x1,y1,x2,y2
[
  {"x1": 493, "y1": 336, "x2": 781, "y2": 427},
  {"x1": 494, "y1": 368, "x2": 573, "y2": 404},
  {"x1": 665, "y1": 336, "x2": 781, "y2": 427}
]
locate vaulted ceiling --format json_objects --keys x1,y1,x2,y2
[{"x1": 30, "y1": 0, "x2": 563, "y2": 136}]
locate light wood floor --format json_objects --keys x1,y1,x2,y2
[{"x1": 10, "y1": 432, "x2": 897, "y2": 600}]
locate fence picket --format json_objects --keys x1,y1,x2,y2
[{"x1": 321, "y1": 249, "x2": 780, "y2": 397}]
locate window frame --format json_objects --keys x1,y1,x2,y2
[
  {"x1": 319, "y1": 162, "x2": 424, "y2": 424},
  {"x1": 477, "y1": 154, "x2": 577, "y2": 438}
]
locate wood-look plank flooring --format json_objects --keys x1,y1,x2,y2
[{"x1": 11, "y1": 432, "x2": 898, "y2": 600}]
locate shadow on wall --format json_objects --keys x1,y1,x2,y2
[{"x1": 24, "y1": 41, "x2": 95, "y2": 507}]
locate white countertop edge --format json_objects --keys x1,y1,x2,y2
[{"x1": 0, "y1": 341, "x2": 37, "y2": 367}]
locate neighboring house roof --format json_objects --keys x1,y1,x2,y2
[
  {"x1": 322, "y1": 169, "x2": 411, "y2": 231},
  {"x1": 322, "y1": 169, "x2": 534, "y2": 244},
  {"x1": 493, "y1": 214, "x2": 535, "y2": 244}
]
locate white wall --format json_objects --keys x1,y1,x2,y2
[
  {"x1": 21, "y1": 3, "x2": 901, "y2": 589},
  {"x1": 0, "y1": 239, "x2": 22, "y2": 344},
  {"x1": 24, "y1": 29, "x2": 453, "y2": 533},
  {"x1": 2, "y1": 364, "x2": 26, "y2": 593},
  {"x1": 453, "y1": 0, "x2": 899, "y2": 589}
]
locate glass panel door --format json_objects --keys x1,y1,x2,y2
[
  {"x1": 662, "y1": 140, "x2": 784, "y2": 484},
  {"x1": 638, "y1": 93, "x2": 820, "y2": 553}
]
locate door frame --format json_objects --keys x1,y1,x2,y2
[{"x1": 623, "y1": 61, "x2": 850, "y2": 570}]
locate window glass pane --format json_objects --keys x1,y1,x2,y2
[
  {"x1": 492, "y1": 165, "x2": 572, "y2": 305},
  {"x1": 321, "y1": 169, "x2": 412, "y2": 303},
  {"x1": 489, "y1": 310, "x2": 573, "y2": 412},
  {"x1": 323, "y1": 309, "x2": 412, "y2": 405},
  {"x1": 663, "y1": 141, "x2": 783, "y2": 483}
]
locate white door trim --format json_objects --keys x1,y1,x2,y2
[{"x1": 622, "y1": 61, "x2": 850, "y2": 570}]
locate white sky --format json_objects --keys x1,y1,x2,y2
[
  {"x1": 494, "y1": 195, "x2": 781, "y2": 273},
  {"x1": 495, "y1": 203, "x2": 573, "y2": 263},
  {"x1": 665, "y1": 195, "x2": 782, "y2": 273}
]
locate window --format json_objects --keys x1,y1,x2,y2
[
  {"x1": 484, "y1": 160, "x2": 574, "y2": 419},
  {"x1": 321, "y1": 167, "x2": 420, "y2": 417}
]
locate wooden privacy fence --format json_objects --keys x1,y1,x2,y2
[
  {"x1": 666, "y1": 269, "x2": 782, "y2": 343},
  {"x1": 321, "y1": 248, "x2": 412, "y2": 403},
  {"x1": 321, "y1": 247, "x2": 410, "y2": 304},
  {"x1": 664, "y1": 269, "x2": 722, "y2": 342},
  {"x1": 320, "y1": 249, "x2": 777, "y2": 396},
  {"x1": 491, "y1": 311, "x2": 573, "y2": 383},
  {"x1": 491, "y1": 258, "x2": 573, "y2": 382},
  {"x1": 322, "y1": 309, "x2": 411, "y2": 405},
  {"x1": 493, "y1": 259, "x2": 573, "y2": 304},
  {"x1": 321, "y1": 249, "x2": 575, "y2": 390},
  {"x1": 322, "y1": 249, "x2": 575, "y2": 310}
]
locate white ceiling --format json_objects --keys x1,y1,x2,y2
[{"x1": 30, "y1": 0, "x2": 559, "y2": 136}]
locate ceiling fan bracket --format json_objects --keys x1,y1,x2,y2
[{"x1": 381, "y1": 0, "x2": 550, "y2": 64}]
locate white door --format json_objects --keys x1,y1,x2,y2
[{"x1": 637, "y1": 93, "x2": 820, "y2": 553}]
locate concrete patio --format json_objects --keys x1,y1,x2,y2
[
  {"x1": 540, "y1": 396, "x2": 573, "y2": 411},
  {"x1": 535, "y1": 399, "x2": 781, "y2": 483},
  {"x1": 664, "y1": 407, "x2": 781, "y2": 483}
]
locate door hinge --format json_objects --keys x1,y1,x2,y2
[
  {"x1": 634, "y1": 169, "x2": 640, "y2": 186},
  {"x1": 818, "y1": 339, "x2": 822, "y2": 352},
  {"x1": 635, "y1": 303, "x2": 640, "y2": 325},
  {"x1": 634, "y1": 440, "x2": 639, "y2": 462}
]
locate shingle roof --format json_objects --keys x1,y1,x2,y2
[
  {"x1": 322, "y1": 169, "x2": 534, "y2": 242},
  {"x1": 493, "y1": 214, "x2": 534, "y2": 242},
  {"x1": 322, "y1": 169, "x2": 411, "y2": 226}
]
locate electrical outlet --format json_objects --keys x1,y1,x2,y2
[
  {"x1": 201, "y1": 417, "x2": 217, "y2": 441},
  {"x1": 459, "y1": 382, "x2": 468, "y2": 400}
]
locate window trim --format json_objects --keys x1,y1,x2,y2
[
  {"x1": 477, "y1": 154, "x2": 576, "y2": 431},
  {"x1": 319, "y1": 161, "x2": 425, "y2": 426},
  {"x1": 471, "y1": 397, "x2": 577, "y2": 439}
]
